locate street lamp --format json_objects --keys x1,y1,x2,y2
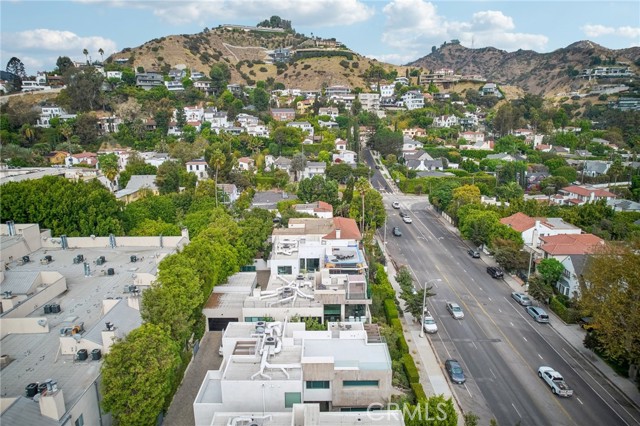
[{"x1": 420, "y1": 278, "x2": 442, "y2": 338}]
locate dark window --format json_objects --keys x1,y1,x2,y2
[
  {"x1": 343, "y1": 380, "x2": 379, "y2": 387},
  {"x1": 75, "y1": 415, "x2": 84, "y2": 426},
  {"x1": 306, "y1": 380, "x2": 330, "y2": 389}
]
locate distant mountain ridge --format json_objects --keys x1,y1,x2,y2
[{"x1": 406, "y1": 40, "x2": 640, "y2": 96}]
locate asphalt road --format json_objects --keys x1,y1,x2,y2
[{"x1": 381, "y1": 195, "x2": 640, "y2": 426}]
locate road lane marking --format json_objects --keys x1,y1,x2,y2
[
  {"x1": 512, "y1": 403, "x2": 522, "y2": 418},
  {"x1": 577, "y1": 398, "x2": 584, "y2": 405},
  {"x1": 472, "y1": 341, "x2": 478, "y2": 350},
  {"x1": 498, "y1": 308, "x2": 502, "y2": 313},
  {"x1": 510, "y1": 322, "x2": 514, "y2": 327},
  {"x1": 522, "y1": 336, "x2": 528, "y2": 342},
  {"x1": 490, "y1": 368, "x2": 497, "y2": 379},
  {"x1": 488, "y1": 297, "x2": 492, "y2": 302},
  {"x1": 464, "y1": 384, "x2": 472, "y2": 397},
  {"x1": 538, "y1": 354, "x2": 543, "y2": 360}
]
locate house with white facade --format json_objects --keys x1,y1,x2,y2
[
  {"x1": 380, "y1": 84, "x2": 395, "y2": 97},
  {"x1": 433, "y1": 115, "x2": 459, "y2": 128},
  {"x1": 500, "y1": 212, "x2": 582, "y2": 248},
  {"x1": 287, "y1": 121, "x2": 314, "y2": 137},
  {"x1": 193, "y1": 320, "x2": 393, "y2": 425},
  {"x1": 302, "y1": 162, "x2": 326, "y2": 179},
  {"x1": 35, "y1": 104, "x2": 76, "y2": 128},
  {"x1": 401, "y1": 91, "x2": 424, "y2": 110},
  {"x1": 460, "y1": 131, "x2": 485, "y2": 144},
  {"x1": 480, "y1": 82, "x2": 502, "y2": 98},
  {"x1": 334, "y1": 138, "x2": 347, "y2": 151},
  {"x1": 293, "y1": 201, "x2": 334, "y2": 218},
  {"x1": 325, "y1": 85, "x2": 350, "y2": 97},
  {"x1": 237, "y1": 157, "x2": 255, "y2": 171},
  {"x1": 216, "y1": 183, "x2": 240, "y2": 204},
  {"x1": 318, "y1": 107, "x2": 339, "y2": 119},
  {"x1": 333, "y1": 150, "x2": 357, "y2": 165},
  {"x1": 236, "y1": 113, "x2": 259, "y2": 127},
  {"x1": 401, "y1": 136, "x2": 424, "y2": 154},
  {"x1": 559, "y1": 185, "x2": 617, "y2": 206},
  {"x1": 186, "y1": 159, "x2": 209, "y2": 180},
  {"x1": 265, "y1": 155, "x2": 292, "y2": 173},
  {"x1": 204, "y1": 110, "x2": 229, "y2": 128},
  {"x1": 358, "y1": 93, "x2": 381, "y2": 112}
]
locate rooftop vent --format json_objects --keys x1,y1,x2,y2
[
  {"x1": 3, "y1": 291, "x2": 13, "y2": 299},
  {"x1": 105, "y1": 322, "x2": 114, "y2": 331},
  {"x1": 264, "y1": 336, "x2": 276, "y2": 346}
]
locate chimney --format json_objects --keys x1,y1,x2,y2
[
  {"x1": 336, "y1": 228, "x2": 341, "y2": 239},
  {"x1": 39, "y1": 381, "x2": 65, "y2": 421}
]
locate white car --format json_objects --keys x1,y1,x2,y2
[
  {"x1": 392, "y1": 202, "x2": 400, "y2": 209},
  {"x1": 422, "y1": 314, "x2": 438, "y2": 334},
  {"x1": 402, "y1": 216, "x2": 413, "y2": 224}
]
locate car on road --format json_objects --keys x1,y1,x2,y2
[
  {"x1": 392, "y1": 227, "x2": 402, "y2": 237},
  {"x1": 526, "y1": 306, "x2": 549, "y2": 323},
  {"x1": 422, "y1": 314, "x2": 438, "y2": 334},
  {"x1": 392, "y1": 202, "x2": 400, "y2": 209},
  {"x1": 444, "y1": 359, "x2": 466, "y2": 384},
  {"x1": 402, "y1": 216, "x2": 413, "y2": 224},
  {"x1": 511, "y1": 292, "x2": 532, "y2": 306},
  {"x1": 446, "y1": 301, "x2": 464, "y2": 319},
  {"x1": 486, "y1": 266, "x2": 504, "y2": 278},
  {"x1": 399, "y1": 211, "x2": 408, "y2": 218},
  {"x1": 467, "y1": 248, "x2": 480, "y2": 258},
  {"x1": 538, "y1": 366, "x2": 573, "y2": 397}
]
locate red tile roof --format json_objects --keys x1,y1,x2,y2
[
  {"x1": 315, "y1": 201, "x2": 333, "y2": 213},
  {"x1": 324, "y1": 217, "x2": 361, "y2": 240},
  {"x1": 500, "y1": 212, "x2": 536, "y2": 233},
  {"x1": 562, "y1": 185, "x2": 616, "y2": 198},
  {"x1": 540, "y1": 233, "x2": 604, "y2": 255}
]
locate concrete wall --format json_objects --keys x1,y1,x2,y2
[
  {"x1": 41, "y1": 234, "x2": 189, "y2": 250},
  {"x1": 219, "y1": 379, "x2": 302, "y2": 412},
  {"x1": 1, "y1": 271, "x2": 66, "y2": 318},
  {"x1": 331, "y1": 369, "x2": 392, "y2": 408},
  {"x1": 66, "y1": 377, "x2": 112, "y2": 426},
  {"x1": 0, "y1": 317, "x2": 50, "y2": 339},
  {"x1": 241, "y1": 306, "x2": 323, "y2": 322}
]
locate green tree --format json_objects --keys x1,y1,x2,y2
[
  {"x1": 118, "y1": 153, "x2": 158, "y2": 188},
  {"x1": 290, "y1": 153, "x2": 307, "y2": 182},
  {"x1": 98, "y1": 153, "x2": 119, "y2": 188},
  {"x1": 55, "y1": 56, "x2": 73, "y2": 75},
  {"x1": 367, "y1": 127, "x2": 403, "y2": 158},
  {"x1": 208, "y1": 149, "x2": 226, "y2": 207},
  {"x1": 297, "y1": 175, "x2": 339, "y2": 207},
  {"x1": 429, "y1": 180, "x2": 460, "y2": 211},
  {"x1": 537, "y1": 258, "x2": 564, "y2": 286},
  {"x1": 350, "y1": 180, "x2": 386, "y2": 230},
  {"x1": 129, "y1": 218, "x2": 181, "y2": 236},
  {"x1": 156, "y1": 161, "x2": 182, "y2": 194},
  {"x1": 580, "y1": 240, "x2": 640, "y2": 366},
  {"x1": 210, "y1": 63, "x2": 231, "y2": 94},
  {"x1": 448, "y1": 184, "x2": 481, "y2": 220},
  {"x1": 492, "y1": 238, "x2": 528, "y2": 272},
  {"x1": 552, "y1": 166, "x2": 578, "y2": 183},
  {"x1": 101, "y1": 323, "x2": 181, "y2": 425},
  {"x1": 495, "y1": 181, "x2": 524, "y2": 201},
  {"x1": 251, "y1": 87, "x2": 270, "y2": 111},
  {"x1": 60, "y1": 67, "x2": 104, "y2": 112},
  {"x1": 459, "y1": 209, "x2": 500, "y2": 248},
  {"x1": 403, "y1": 395, "x2": 457, "y2": 426}
]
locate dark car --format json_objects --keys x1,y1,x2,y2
[
  {"x1": 467, "y1": 248, "x2": 480, "y2": 258},
  {"x1": 399, "y1": 211, "x2": 408, "y2": 218},
  {"x1": 486, "y1": 266, "x2": 504, "y2": 279},
  {"x1": 392, "y1": 227, "x2": 402, "y2": 237},
  {"x1": 445, "y1": 359, "x2": 466, "y2": 384}
]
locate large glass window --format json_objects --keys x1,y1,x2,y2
[
  {"x1": 306, "y1": 381, "x2": 330, "y2": 389},
  {"x1": 277, "y1": 265, "x2": 292, "y2": 275}
]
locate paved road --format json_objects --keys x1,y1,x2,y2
[{"x1": 381, "y1": 195, "x2": 640, "y2": 426}]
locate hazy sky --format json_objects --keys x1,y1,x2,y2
[{"x1": 1, "y1": 0, "x2": 638, "y2": 75}]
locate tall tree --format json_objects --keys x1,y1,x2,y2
[
  {"x1": 61, "y1": 67, "x2": 104, "y2": 112},
  {"x1": 6, "y1": 57, "x2": 26, "y2": 78},
  {"x1": 296, "y1": 175, "x2": 339, "y2": 207},
  {"x1": 98, "y1": 153, "x2": 119, "y2": 189},
  {"x1": 209, "y1": 63, "x2": 231, "y2": 94},
  {"x1": 82, "y1": 48, "x2": 89, "y2": 64},
  {"x1": 290, "y1": 153, "x2": 306, "y2": 182},
  {"x1": 101, "y1": 323, "x2": 181, "y2": 425},
  {"x1": 208, "y1": 149, "x2": 226, "y2": 207},
  {"x1": 56, "y1": 56, "x2": 74, "y2": 75},
  {"x1": 98, "y1": 48, "x2": 104, "y2": 62}
]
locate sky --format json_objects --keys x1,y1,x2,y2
[{"x1": 1, "y1": 0, "x2": 639, "y2": 76}]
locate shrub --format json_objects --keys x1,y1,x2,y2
[
  {"x1": 411, "y1": 382, "x2": 427, "y2": 403},
  {"x1": 384, "y1": 299, "x2": 399, "y2": 323},
  {"x1": 397, "y1": 333, "x2": 409, "y2": 354},
  {"x1": 549, "y1": 296, "x2": 579, "y2": 323},
  {"x1": 403, "y1": 354, "x2": 420, "y2": 383},
  {"x1": 259, "y1": 67, "x2": 268, "y2": 72}
]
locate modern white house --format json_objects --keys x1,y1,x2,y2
[
  {"x1": 358, "y1": 93, "x2": 381, "y2": 112},
  {"x1": 302, "y1": 162, "x2": 326, "y2": 179},
  {"x1": 500, "y1": 212, "x2": 582, "y2": 248},
  {"x1": 287, "y1": 121, "x2": 314, "y2": 137},
  {"x1": 401, "y1": 91, "x2": 424, "y2": 110},
  {"x1": 193, "y1": 320, "x2": 393, "y2": 425}
]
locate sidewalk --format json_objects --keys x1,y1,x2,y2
[
  {"x1": 428, "y1": 208, "x2": 640, "y2": 411},
  {"x1": 379, "y1": 237, "x2": 465, "y2": 425}
]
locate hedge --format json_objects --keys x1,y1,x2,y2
[
  {"x1": 384, "y1": 298, "x2": 399, "y2": 323},
  {"x1": 403, "y1": 354, "x2": 420, "y2": 383},
  {"x1": 255, "y1": 176, "x2": 275, "y2": 186},
  {"x1": 411, "y1": 382, "x2": 427, "y2": 403},
  {"x1": 397, "y1": 333, "x2": 409, "y2": 354},
  {"x1": 549, "y1": 296, "x2": 579, "y2": 324},
  {"x1": 390, "y1": 317, "x2": 402, "y2": 333}
]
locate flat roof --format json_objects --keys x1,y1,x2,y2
[
  {"x1": 222, "y1": 346, "x2": 303, "y2": 381},
  {"x1": 0, "y1": 243, "x2": 176, "y2": 409},
  {"x1": 303, "y1": 339, "x2": 391, "y2": 371},
  {"x1": 210, "y1": 410, "x2": 404, "y2": 426}
]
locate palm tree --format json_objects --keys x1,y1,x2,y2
[
  {"x1": 354, "y1": 178, "x2": 369, "y2": 231},
  {"x1": 98, "y1": 48, "x2": 104, "y2": 63},
  {"x1": 209, "y1": 149, "x2": 226, "y2": 208},
  {"x1": 82, "y1": 48, "x2": 89, "y2": 64}
]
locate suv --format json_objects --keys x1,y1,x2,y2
[
  {"x1": 526, "y1": 306, "x2": 549, "y2": 323},
  {"x1": 486, "y1": 266, "x2": 504, "y2": 279},
  {"x1": 445, "y1": 359, "x2": 466, "y2": 384},
  {"x1": 467, "y1": 248, "x2": 480, "y2": 258},
  {"x1": 392, "y1": 227, "x2": 402, "y2": 237},
  {"x1": 446, "y1": 302, "x2": 464, "y2": 319}
]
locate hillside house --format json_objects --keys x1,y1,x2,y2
[
  {"x1": 287, "y1": 121, "x2": 314, "y2": 137},
  {"x1": 480, "y1": 82, "x2": 502, "y2": 98},
  {"x1": 500, "y1": 212, "x2": 581, "y2": 248},
  {"x1": 135, "y1": 72, "x2": 163, "y2": 90},
  {"x1": 270, "y1": 108, "x2": 296, "y2": 122},
  {"x1": 559, "y1": 185, "x2": 617, "y2": 205},
  {"x1": 325, "y1": 85, "x2": 351, "y2": 97},
  {"x1": 358, "y1": 93, "x2": 381, "y2": 112},
  {"x1": 433, "y1": 115, "x2": 459, "y2": 128},
  {"x1": 186, "y1": 159, "x2": 209, "y2": 180},
  {"x1": 401, "y1": 91, "x2": 424, "y2": 110},
  {"x1": 216, "y1": 183, "x2": 239, "y2": 204},
  {"x1": 302, "y1": 162, "x2": 326, "y2": 179},
  {"x1": 237, "y1": 157, "x2": 255, "y2": 172}
]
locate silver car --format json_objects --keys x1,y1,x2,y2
[
  {"x1": 511, "y1": 292, "x2": 532, "y2": 306},
  {"x1": 527, "y1": 306, "x2": 549, "y2": 323},
  {"x1": 446, "y1": 302, "x2": 464, "y2": 319},
  {"x1": 423, "y1": 314, "x2": 438, "y2": 334}
]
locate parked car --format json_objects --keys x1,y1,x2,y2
[
  {"x1": 486, "y1": 266, "x2": 504, "y2": 278},
  {"x1": 445, "y1": 359, "x2": 466, "y2": 384},
  {"x1": 446, "y1": 301, "x2": 464, "y2": 319},
  {"x1": 422, "y1": 314, "x2": 438, "y2": 334},
  {"x1": 511, "y1": 292, "x2": 532, "y2": 306},
  {"x1": 392, "y1": 202, "x2": 400, "y2": 209},
  {"x1": 392, "y1": 227, "x2": 402, "y2": 237},
  {"x1": 578, "y1": 317, "x2": 597, "y2": 331},
  {"x1": 402, "y1": 216, "x2": 413, "y2": 224},
  {"x1": 467, "y1": 248, "x2": 480, "y2": 258},
  {"x1": 526, "y1": 306, "x2": 549, "y2": 323}
]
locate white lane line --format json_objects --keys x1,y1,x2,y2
[
  {"x1": 538, "y1": 353, "x2": 543, "y2": 360},
  {"x1": 498, "y1": 308, "x2": 502, "y2": 313},
  {"x1": 577, "y1": 398, "x2": 584, "y2": 405},
  {"x1": 489, "y1": 368, "x2": 497, "y2": 379},
  {"x1": 488, "y1": 297, "x2": 492, "y2": 302},
  {"x1": 510, "y1": 322, "x2": 514, "y2": 327},
  {"x1": 522, "y1": 336, "x2": 528, "y2": 342},
  {"x1": 512, "y1": 403, "x2": 522, "y2": 418},
  {"x1": 472, "y1": 341, "x2": 478, "y2": 350},
  {"x1": 464, "y1": 384, "x2": 472, "y2": 397}
]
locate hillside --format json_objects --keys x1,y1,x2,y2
[
  {"x1": 407, "y1": 41, "x2": 640, "y2": 96},
  {"x1": 109, "y1": 26, "x2": 409, "y2": 90}
]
